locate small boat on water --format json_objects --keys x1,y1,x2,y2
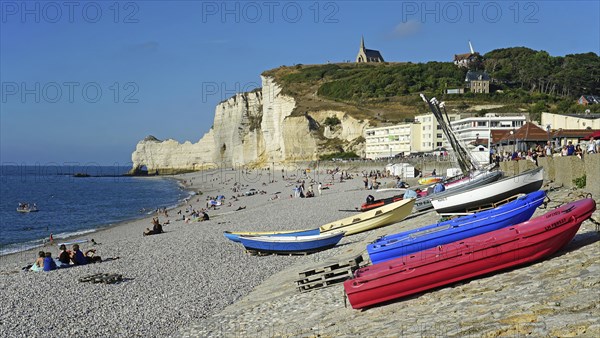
[
  {"x1": 320, "y1": 198, "x2": 415, "y2": 236},
  {"x1": 431, "y1": 167, "x2": 544, "y2": 214},
  {"x1": 413, "y1": 171, "x2": 504, "y2": 212},
  {"x1": 223, "y1": 228, "x2": 320, "y2": 243},
  {"x1": 238, "y1": 231, "x2": 345, "y2": 254},
  {"x1": 367, "y1": 190, "x2": 547, "y2": 265},
  {"x1": 344, "y1": 198, "x2": 596, "y2": 309},
  {"x1": 17, "y1": 203, "x2": 38, "y2": 213}
]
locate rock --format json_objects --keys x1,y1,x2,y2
[{"x1": 130, "y1": 76, "x2": 369, "y2": 173}]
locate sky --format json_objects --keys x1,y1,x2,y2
[{"x1": 1, "y1": 0, "x2": 599, "y2": 166}]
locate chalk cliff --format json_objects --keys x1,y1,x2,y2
[{"x1": 130, "y1": 76, "x2": 369, "y2": 174}]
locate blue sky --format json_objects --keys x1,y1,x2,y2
[{"x1": 1, "y1": 0, "x2": 599, "y2": 165}]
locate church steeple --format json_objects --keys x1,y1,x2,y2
[{"x1": 356, "y1": 35, "x2": 384, "y2": 63}]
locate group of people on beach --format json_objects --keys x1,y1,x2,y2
[{"x1": 30, "y1": 243, "x2": 100, "y2": 272}]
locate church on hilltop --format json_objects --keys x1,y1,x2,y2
[{"x1": 356, "y1": 36, "x2": 384, "y2": 63}]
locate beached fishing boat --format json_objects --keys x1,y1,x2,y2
[
  {"x1": 320, "y1": 198, "x2": 415, "y2": 236},
  {"x1": 344, "y1": 198, "x2": 596, "y2": 309},
  {"x1": 238, "y1": 231, "x2": 345, "y2": 254},
  {"x1": 413, "y1": 171, "x2": 503, "y2": 212},
  {"x1": 367, "y1": 190, "x2": 546, "y2": 264},
  {"x1": 431, "y1": 167, "x2": 544, "y2": 214},
  {"x1": 223, "y1": 228, "x2": 320, "y2": 243},
  {"x1": 361, "y1": 171, "x2": 502, "y2": 212},
  {"x1": 360, "y1": 194, "x2": 405, "y2": 212}
]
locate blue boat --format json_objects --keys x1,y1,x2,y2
[
  {"x1": 238, "y1": 231, "x2": 345, "y2": 254},
  {"x1": 367, "y1": 190, "x2": 547, "y2": 264},
  {"x1": 223, "y1": 228, "x2": 320, "y2": 243}
]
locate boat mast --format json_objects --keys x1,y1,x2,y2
[{"x1": 420, "y1": 94, "x2": 479, "y2": 174}]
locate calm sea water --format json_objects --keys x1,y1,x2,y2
[{"x1": 0, "y1": 165, "x2": 189, "y2": 255}]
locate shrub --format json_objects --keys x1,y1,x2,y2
[
  {"x1": 573, "y1": 175, "x2": 586, "y2": 189},
  {"x1": 323, "y1": 116, "x2": 341, "y2": 126}
]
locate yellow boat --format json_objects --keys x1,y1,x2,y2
[
  {"x1": 320, "y1": 198, "x2": 415, "y2": 236},
  {"x1": 417, "y1": 176, "x2": 443, "y2": 185}
]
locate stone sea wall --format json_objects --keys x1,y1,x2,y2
[
  {"x1": 499, "y1": 153, "x2": 600, "y2": 197},
  {"x1": 129, "y1": 76, "x2": 368, "y2": 174}
]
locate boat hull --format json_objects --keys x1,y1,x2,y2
[
  {"x1": 368, "y1": 190, "x2": 547, "y2": 264},
  {"x1": 344, "y1": 198, "x2": 596, "y2": 309},
  {"x1": 238, "y1": 232, "x2": 345, "y2": 254},
  {"x1": 431, "y1": 167, "x2": 544, "y2": 214},
  {"x1": 320, "y1": 199, "x2": 415, "y2": 236},
  {"x1": 414, "y1": 171, "x2": 503, "y2": 211},
  {"x1": 223, "y1": 228, "x2": 320, "y2": 243}
]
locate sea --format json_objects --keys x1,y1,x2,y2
[{"x1": 0, "y1": 165, "x2": 190, "y2": 256}]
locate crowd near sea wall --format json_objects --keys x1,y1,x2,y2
[{"x1": 500, "y1": 154, "x2": 600, "y2": 197}]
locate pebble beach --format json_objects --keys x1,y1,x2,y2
[{"x1": 1, "y1": 166, "x2": 599, "y2": 337}]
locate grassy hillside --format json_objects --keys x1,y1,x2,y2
[{"x1": 262, "y1": 48, "x2": 600, "y2": 125}]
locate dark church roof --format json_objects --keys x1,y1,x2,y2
[{"x1": 364, "y1": 49, "x2": 384, "y2": 61}]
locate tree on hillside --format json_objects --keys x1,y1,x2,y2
[{"x1": 484, "y1": 48, "x2": 600, "y2": 97}]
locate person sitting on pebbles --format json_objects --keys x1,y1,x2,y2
[
  {"x1": 29, "y1": 251, "x2": 46, "y2": 271},
  {"x1": 43, "y1": 252, "x2": 57, "y2": 271},
  {"x1": 57, "y1": 244, "x2": 71, "y2": 267},
  {"x1": 70, "y1": 244, "x2": 101, "y2": 264},
  {"x1": 144, "y1": 217, "x2": 164, "y2": 236},
  {"x1": 200, "y1": 211, "x2": 210, "y2": 221}
]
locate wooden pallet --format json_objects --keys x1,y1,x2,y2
[{"x1": 295, "y1": 255, "x2": 367, "y2": 292}]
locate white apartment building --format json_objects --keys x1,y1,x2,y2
[
  {"x1": 414, "y1": 113, "x2": 460, "y2": 152},
  {"x1": 364, "y1": 113, "x2": 528, "y2": 159},
  {"x1": 450, "y1": 114, "x2": 527, "y2": 145},
  {"x1": 364, "y1": 123, "x2": 421, "y2": 159}
]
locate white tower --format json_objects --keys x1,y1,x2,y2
[{"x1": 469, "y1": 40, "x2": 475, "y2": 54}]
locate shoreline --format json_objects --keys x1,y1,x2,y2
[
  {"x1": 0, "y1": 164, "x2": 403, "y2": 337},
  {"x1": 0, "y1": 175, "x2": 194, "y2": 258}
]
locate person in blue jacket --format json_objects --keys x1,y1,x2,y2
[{"x1": 43, "y1": 252, "x2": 57, "y2": 271}]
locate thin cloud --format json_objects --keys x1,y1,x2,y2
[
  {"x1": 390, "y1": 20, "x2": 421, "y2": 38},
  {"x1": 126, "y1": 41, "x2": 159, "y2": 53}
]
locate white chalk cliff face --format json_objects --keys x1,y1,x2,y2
[{"x1": 130, "y1": 76, "x2": 369, "y2": 174}]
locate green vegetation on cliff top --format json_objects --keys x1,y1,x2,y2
[{"x1": 262, "y1": 47, "x2": 600, "y2": 124}]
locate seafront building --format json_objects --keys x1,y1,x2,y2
[
  {"x1": 541, "y1": 112, "x2": 600, "y2": 130},
  {"x1": 364, "y1": 113, "x2": 528, "y2": 159},
  {"x1": 414, "y1": 113, "x2": 461, "y2": 152},
  {"x1": 364, "y1": 123, "x2": 421, "y2": 159},
  {"x1": 450, "y1": 114, "x2": 527, "y2": 145}
]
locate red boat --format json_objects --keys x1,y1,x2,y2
[
  {"x1": 360, "y1": 194, "x2": 405, "y2": 212},
  {"x1": 344, "y1": 198, "x2": 596, "y2": 309}
]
